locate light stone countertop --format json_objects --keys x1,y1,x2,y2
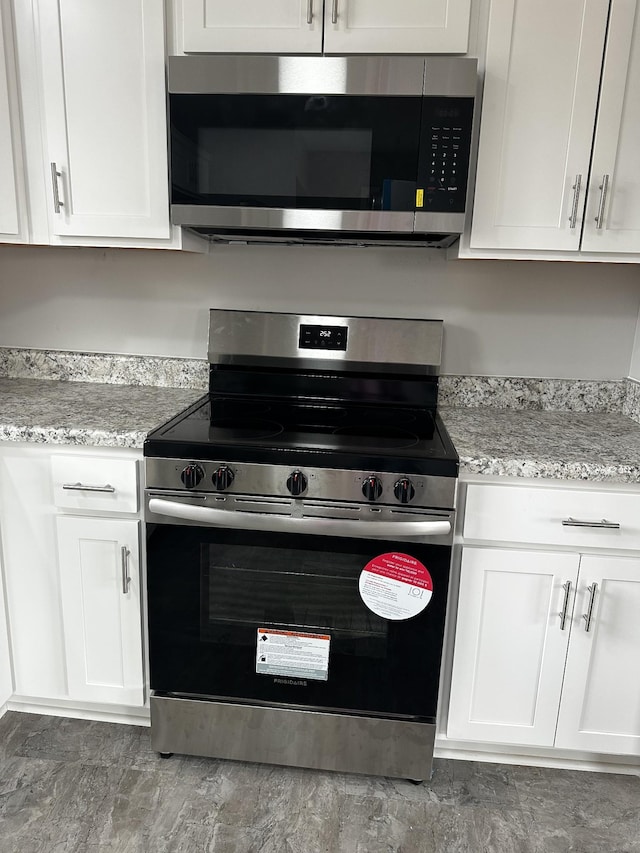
[
  {"x1": 0, "y1": 378, "x2": 201, "y2": 448},
  {"x1": 442, "y1": 406, "x2": 640, "y2": 483},
  {"x1": 2, "y1": 377, "x2": 640, "y2": 483}
]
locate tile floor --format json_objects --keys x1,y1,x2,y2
[{"x1": 0, "y1": 711, "x2": 638, "y2": 852}]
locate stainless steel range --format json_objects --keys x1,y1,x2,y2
[{"x1": 143, "y1": 310, "x2": 458, "y2": 781}]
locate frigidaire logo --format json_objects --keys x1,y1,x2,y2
[{"x1": 274, "y1": 677, "x2": 308, "y2": 687}]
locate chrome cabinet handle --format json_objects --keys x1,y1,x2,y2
[
  {"x1": 62, "y1": 482, "x2": 116, "y2": 494},
  {"x1": 307, "y1": 0, "x2": 313, "y2": 23},
  {"x1": 148, "y1": 498, "x2": 451, "y2": 539},
  {"x1": 595, "y1": 174, "x2": 610, "y2": 229},
  {"x1": 568, "y1": 174, "x2": 582, "y2": 229},
  {"x1": 121, "y1": 546, "x2": 131, "y2": 594},
  {"x1": 562, "y1": 517, "x2": 620, "y2": 530},
  {"x1": 50, "y1": 162, "x2": 64, "y2": 213},
  {"x1": 582, "y1": 582, "x2": 598, "y2": 632},
  {"x1": 332, "y1": 0, "x2": 338, "y2": 23},
  {"x1": 559, "y1": 580, "x2": 572, "y2": 630}
]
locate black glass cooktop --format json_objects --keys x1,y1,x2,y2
[{"x1": 145, "y1": 394, "x2": 458, "y2": 476}]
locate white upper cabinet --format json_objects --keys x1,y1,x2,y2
[
  {"x1": 469, "y1": 0, "x2": 609, "y2": 252},
  {"x1": 34, "y1": 0, "x2": 171, "y2": 240},
  {"x1": 324, "y1": 0, "x2": 471, "y2": 54},
  {"x1": 581, "y1": 0, "x2": 640, "y2": 253},
  {"x1": 0, "y1": 0, "x2": 27, "y2": 243},
  {"x1": 177, "y1": 0, "x2": 471, "y2": 54},
  {"x1": 181, "y1": 0, "x2": 323, "y2": 54}
]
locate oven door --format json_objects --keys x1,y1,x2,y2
[{"x1": 146, "y1": 493, "x2": 454, "y2": 722}]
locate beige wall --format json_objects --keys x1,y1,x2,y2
[{"x1": 0, "y1": 243, "x2": 638, "y2": 378}]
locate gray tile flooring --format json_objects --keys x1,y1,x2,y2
[{"x1": 0, "y1": 711, "x2": 639, "y2": 852}]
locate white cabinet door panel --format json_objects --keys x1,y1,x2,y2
[
  {"x1": 470, "y1": 0, "x2": 609, "y2": 251},
  {"x1": 0, "y1": 451, "x2": 67, "y2": 699},
  {"x1": 56, "y1": 517, "x2": 144, "y2": 706},
  {"x1": 447, "y1": 547, "x2": 579, "y2": 747},
  {"x1": 0, "y1": 566, "x2": 12, "y2": 709},
  {"x1": 324, "y1": 0, "x2": 471, "y2": 54},
  {"x1": 582, "y1": 0, "x2": 640, "y2": 253},
  {"x1": 37, "y1": 0, "x2": 171, "y2": 239},
  {"x1": 0, "y1": 0, "x2": 26, "y2": 242},
  {"x1": 555, "y1": 555, "x2": 640, "y2": 755},
  {"x1": 182, "y1": 0, "x2": 323, "y2": 53}
]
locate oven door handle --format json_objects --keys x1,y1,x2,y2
[{"x1": 147, "y1": 498, "x2": 451, "y2": 538}]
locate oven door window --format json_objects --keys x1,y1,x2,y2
[
  {"x1": 147, "y1": 524, "x2": 451, "y2": 721},
  {"x1": 169, "y1": 94, "x2": 422, "y2": 212}
]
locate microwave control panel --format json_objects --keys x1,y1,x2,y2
[{"x1": 417, "y1": 97, "x2": 475, "y2": 213}]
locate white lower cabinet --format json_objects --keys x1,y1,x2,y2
[
  {"x1": 56, "y1": 516, "x2": 144, "y2": 707},
  {"x1": 447, "y1": 547, "x2": 579, "y2": 747},
  {"x1": 0, "y1": 562, "x2": 12, "y2": 709},
  {"x1": 448, "y1": 481, "x2": 640, "y2": 759},
  {"x1": 0, "y1": 445, "x2": 145, "y2": 711},
  {"x1": 555, "y1": 554, "x2": 640, "y2": 755}
]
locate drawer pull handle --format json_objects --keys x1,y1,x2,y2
[
  {"x1": 582, "y1": 583, "x2": 598, "y2": 632},
  {"x1": 121, "y1": 546, "x2": 131, "y2": 594},
  {"x1": 62, "y1": 482, "x2": 116, "y2": 494},
  {"x1": 562, "y1": 517, "x2": 620, "y2": 530},
  {"x1": 559, "y1": 580, "x2": 572, "y2": 630}
]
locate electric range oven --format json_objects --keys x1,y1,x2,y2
[{"x1": 143, "y1": 310, "x2": 458, "y2": 781}]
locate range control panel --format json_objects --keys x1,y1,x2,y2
[
  {"x1": 299, "y1": 324, "x2": 348, "y2": 351},
  {"x1": 417, "y1": 97, "x2": 475, "y2": 213}
]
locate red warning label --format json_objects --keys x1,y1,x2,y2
[{"x1": 359, "y1": 552, "x2": 433, "y2": 621}]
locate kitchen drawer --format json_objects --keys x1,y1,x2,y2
[
  {"x1": 463, "y1": 483, "x2": 640, "y2": 551},
  {"x1": 51, "y1": 455, "x2": 138, "y2": 513}
]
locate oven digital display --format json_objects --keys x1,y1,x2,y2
[{"x1": 299, "y1": 324, "x2": 348, "y2": 351}]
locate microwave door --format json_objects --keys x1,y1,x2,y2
[{"x1": 169, "y1": 92, "x2": 423, "y2": 236}]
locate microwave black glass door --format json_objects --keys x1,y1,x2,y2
[
  {"x1": 147, "y1": 523, "x2": 451, "y2": 722},
  {"x1": 170, "y1": 94, "x2": 422, "y2": 211}
]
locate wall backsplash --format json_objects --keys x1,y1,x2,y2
[{"x1": 0, "y1": 243, "x2": 639, "y2": 379}]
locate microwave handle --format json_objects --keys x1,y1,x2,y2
[{"x1": 148, "y1": 498, "x2": 451, "y2": 539}]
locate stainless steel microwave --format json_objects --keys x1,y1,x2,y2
[{"x1": 168, "y1": 55, "x2": 478, "y2": 247}]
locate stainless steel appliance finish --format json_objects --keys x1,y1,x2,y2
[
  {"x1": 150, "y1": 695, "x2": 435, "y2": 781},
  {"x1": 145, "y1": 492, "x2": 455, "y2": 546},
  {"x1": 145, "y1": 458, "x2": 456, "y2": 508},
  {"x1": 168, "y1": 55, "x2": 477, "y2": 98},
  {"x1": 144, "y1": 309, "x2": 458, "y2": 781},
  {"x1": 168, "y1": 55, "x2": 478, "y2": 246},
  {"x1": 207, "y1": 309, "x2": 443, "y2": 371}
]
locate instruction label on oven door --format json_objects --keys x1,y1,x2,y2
[
  {"x1": 256, "y1": 628, "x2": 330, "y2": 681},
  {"x1": 359, "y1": 553, "x2": 433, "y2": 621}
]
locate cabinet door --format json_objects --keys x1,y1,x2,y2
[
  {"x1": 0, "y1": 564, "x2": 12, "y2": 710},
  {"x1": 56, "y1": 517, "x2": 144, "y2": 706},
  {"x1": 447, "y1": 547, "x2": 579, "y2": 747},
  {"x1": 555, "y1": 554, "x2": 640, "y2": 755},
  {"x1": 36, "y1": 0, "x2": 171, "y2": 239},
  {"x1": 0, "y1": 0, "x2": 26, "y2": 242},
  {"x1": 181, "y1": 0, "x2": 322, "y2": 53},
  {"x1": 581, "y1": 0, "x2": 640, "y2": 253},
  {"x1": 324, "y1": 0, "x2": 470, "y2": 54},
  {"x1": 469, "y1": 0, "x2": 609, "y2": 251}
]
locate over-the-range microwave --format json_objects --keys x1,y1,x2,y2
[{"x1": 168, "y1": 55, "x2": 478, "y2": 247}]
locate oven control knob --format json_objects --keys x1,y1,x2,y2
[
  {"x1": 212, "y1": 465, "x2": 235, "y2": 491},
  {"x1": 180, "y1": 463, "x2": 204, "y2": 490},
  {"x1": 286, "y1": 470, "x2": 308, "y2": 496},
  {"x1": 394, "y1": 478, "x2": 416, "y2": 504},
  {"x1": 362, "y1": 476, "x2": 383, "y2": 502}
]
